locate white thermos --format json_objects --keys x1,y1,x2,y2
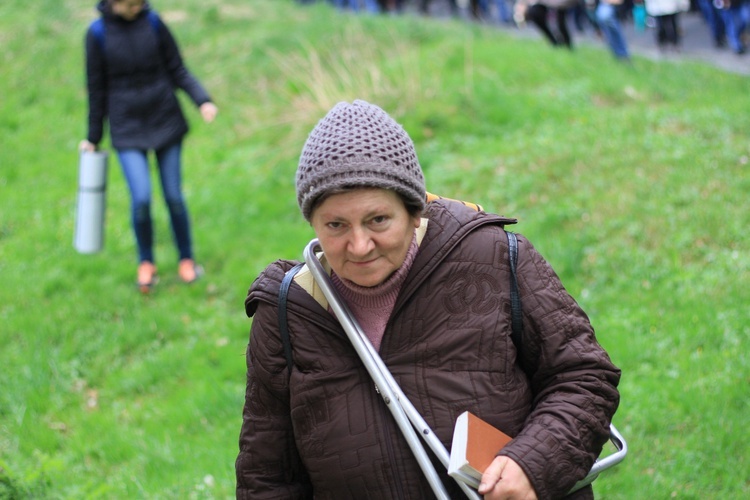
[{"x1": 74, "y1": 150, "x2": 109, "y2": 254}]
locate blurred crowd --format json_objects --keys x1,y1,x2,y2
[{"x1": 295, "y1": 0, "x2": 750, "y2": 61}]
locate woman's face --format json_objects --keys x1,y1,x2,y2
[
  {"x1": 111, "y1": 0, "x2": 145, "y2": 21},
  {"x1": 311, "y1": 188, "x2": 421, "y2": 288}
]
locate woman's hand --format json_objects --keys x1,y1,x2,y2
[
  {"x1": 200, "y1": 102, "x2": 218, "y2": 123},
  {"x1": 79, "y1": 140, "x2": 97, "y2": 152},
  {"x1": 478, "y1": 456, "x2": 537, "y2": 500}
]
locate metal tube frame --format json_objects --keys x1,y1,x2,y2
[{"x1": 302, "y1": 239, "x2": 626, "y2": 498}]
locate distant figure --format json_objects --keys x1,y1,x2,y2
[
  {"x1": 488, "y1": 0, "x2": 516, "y2": 22},
  {"x1": 714, "y1": 0, "x2": 750, "y2": 54},
  {"x1": 378, "y1": 0, "x2": 408, "y2": 12},
  {"x1": 81, "y1": 0, "x2": 217, "y2": 293},
  {"x1": 419, "y1": 0, "x2": 459, "y2": 16},
  {"x1": 595, "y1": 0, "x2": 631, "y2": 60},
  {"x1": 333, "y1": 0, "x2": 382, "y2": 13},
  {"x1": 469, "y1": 0, "x2": 490, "y2": 19},
  {"x1": 517, "y1": 0, "x2": 581, "y2": 48},
  {"x1": 696, "y1": 0, "x2": 727, "y2": 48},
  {"x1": 643, "y1": 0, "x2": 691, "y2": 52}
]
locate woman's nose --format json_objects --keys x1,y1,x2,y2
[{"x1": 348, "y1": 228, "x2": 373, "y2": 256}]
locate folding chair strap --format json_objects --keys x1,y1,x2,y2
[{"x1": 507, "y1": 231, "x2": 524, "y2": 356}]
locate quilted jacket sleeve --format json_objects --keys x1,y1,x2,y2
[
  {"x1": 156, "y1": 17, "x2": 212, "y2": 107},
  {"x1": 497, "y1": 234, "x2": 621, "y2": 500},
  {"x1": 236, "y1": 269, "x2": 313, "y2": 499},
  {"x1": 84, "y1": 26, "x2": 106, "y2": 146}
]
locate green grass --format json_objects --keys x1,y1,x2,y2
[{"x1": 1, "y1": 0, "x2": 748, "y2": 498}]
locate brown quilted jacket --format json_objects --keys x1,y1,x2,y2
[{"x1": 237, "y1": 200, "x2": 621, "y2": 499}]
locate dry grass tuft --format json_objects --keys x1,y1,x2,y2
[{"x1": 259, "y1": 21, "x2": 428, "y2": 147}]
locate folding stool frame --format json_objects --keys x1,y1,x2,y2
[{"x1": 302, "y1": 239, "x2": 626, "y2": 499}]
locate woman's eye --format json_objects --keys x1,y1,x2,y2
[
  {"x1": 371, "y1": 216, "x2": 388, "y2": 225},
  {"x1": 326, "y1": 221, "x2": 343, "y2": 230}
]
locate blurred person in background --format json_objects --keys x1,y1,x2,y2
[
  {"x1": 643, "y1": 0, "x2": 691, "y2": 52},
  {"x1": 714, "y1": 0, "x2": 750, "y2": 54},
  {"x1": 516, "y1": 0, "x2": 581, "y2": 48},
  {"x1": 420, "y1": 0, "x2": 460, "y2": 16},
  {"x1": 493, "y1": 0, "x2": 517, "y2": 23},
  {"x1": 696, "y1": 0, "x2": 728, "y2": 48},
  {"x1": 81, "y1": 0, "x2": 217, "y2": 293},
  {"x1": 333, "y1": 0, "x2": 383, "y2": 13},
  {"x1": 594, "y1": 0, "x2": 631, "y2": 60}
]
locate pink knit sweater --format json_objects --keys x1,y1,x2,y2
[{"x1": 330, "y1": 236, "x2": 419, "y2": 351}]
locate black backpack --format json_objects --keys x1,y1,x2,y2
[{"x1": 89, "y1": 10, "x2": 162, "y2": 51}]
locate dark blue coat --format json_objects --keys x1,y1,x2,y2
[{"x1": 85, "y1": 1, "x2": 211, "y2": 150}]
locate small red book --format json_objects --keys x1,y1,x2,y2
[{"x1": 448, "y1": 411, "x2": 514, "y2": 488}]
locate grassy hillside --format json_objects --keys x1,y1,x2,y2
[{"x1": 1, "y1": 0, "x2": 748, "y2": 497}]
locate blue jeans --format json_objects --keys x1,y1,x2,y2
[
  {"x1": 493, "y1": 0, "x2": 513, "y2": 23},
  {"x1": 697, "y1": 0, "x2": 725, "y2": 45},
  {"x1": 718, "y1": 3, "x2": 750, "y2": 53},
  {"x1": 596, "y1": 3, "x2": 629, "y2": 59},
  {"x1": 117, "y1": 141, "x2": 193, "y2": 264},
  {"x1": 333, "y1": 0, "x2": 381, "y2": 12}
]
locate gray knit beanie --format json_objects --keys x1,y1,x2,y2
[{"x1": 296, "y1": 100, "x2": 426, "y2": 221}]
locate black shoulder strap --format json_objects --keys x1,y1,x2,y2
[
  {"x1": 506, "y1": 231, "x2": 524, "y2": 356},
  {"x1": 90, "y1": 19, "x2": 106, "y2": 51},
  {"x1": 147, "y1": 10, "x2": 162, "y2": 34},
  {"x1": 278, "y1": 263, "x2": 304, "y2": 376}
]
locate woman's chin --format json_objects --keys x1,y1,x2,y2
[{"x1": 345, "y1": 272, "x2": 386, "y2": 288}]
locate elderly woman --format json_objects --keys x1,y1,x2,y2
[{"x1": 236, "y1": 100, "x2": 620, "y2": 499}]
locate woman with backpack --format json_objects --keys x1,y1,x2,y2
[
  {"x1": 80, "y1": 0, "x2": 217, "y2": 293},
  {"x1": 235, "y1": 99, "x2": 621, "y2": 499}
]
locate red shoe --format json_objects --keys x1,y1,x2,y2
[
  {"x1": 178, "y1": 259, "x2": 203, "y2": 284},
  {"x1": 137, "y1": 261, "x2": 158, "y2": 293}
]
